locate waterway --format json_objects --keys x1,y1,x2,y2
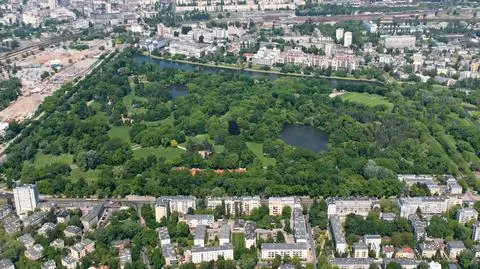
[{"x1": 280, "y1": 124, "x2": 329, "y2": 153}]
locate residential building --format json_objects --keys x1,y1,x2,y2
[
  {"x1": 38, "y1": 222, "x2": 55, "y2": 236},
  {"x1": 50, "y1": 238, "x2": 64, "y2": 249},
  {"x1": 447, "y1": 181, "x2": 463, "y2": 195},
  {"x1": 329, "y1": 258, "x2": 375, "y2": 269},
  {"x1": 384, "y1": 259, "x2": 420, "y2": 269},
  {"x1": 18, "y1": 234, "x2": 35, "y2": 248},
  {"x1": 363, "y1": 21, "x2": 378, "y2": 33},
  {"x1": 159, "y1": 227, "x2": 171, "y2": 246},
  {"x1": 260, "y1": 243, "x2": 308, "y2": 260},
  {"x1": 344, "y1": 32, "x2": 352, "y2": 47},
  {"x1": 25, "y1": 244, "x2": 43, "y2": 261},
  {"x1": 293, "y1": 208, "x2": 308, "y2": 243},
  {"x1": 457, "y1": 208, "x2": 478, "y2": 224},
  {"x1": 330, "y1": 215, "x2": 347, "y2": 254},
  {"x1": 245, "y1": 222, "x2": 256, "y2": 248},
  {"x1": 182, "y1": 215, "x2": 214, "y2": 228},
  {"x1": 112, "y1": 239, "x2": 130, "y2": 250},
  {"x1": 70, "y1": 239, "x2": 95, "y2": 260},
  {"x1": 429, "y1": 261, "x2": 442, "y2": 269},
  {"x1": 364, "y1": 235, "x2": 382, "y2": 258},
  {"x1": 41, "y1": 260, "x2": 56, "y2": 269},
  {"x1": 61, "y1": 255, "x2": 78, "y2": 269},
  {"x1": 81, "y1": 204, "x2": 105, "y2": 231},
  {"x1": 155, "y1": 198, "x2": 169, "y2": 222},
  {"x1": 0, "y1": 259, "x2": 14, "y2": 269},
  {"x1": 194, "y1": 225, "x2": 207, "y2": 247},
  {"x1": 327, "y1": 197, "x2": 379, "y2": 217},
  {"x1": 395, "y1": 247, "x2": 415, "y2": 259},
  {"x1": 219, "y1": 224, "x2": 231, "y2": 245},
  {"x1": 336, "y1": 28, "x2": 344, "y2": 40},
  {"x1": 398, "y1": 197, "x2": 452, "y2": 218},
  {"x1": 13, "y1": 184, "x2": 39, "y2": 217},
  {"x1": 119, "y1": 248, "x2": 132, "y2": 269},
  {"x1": 384, "y1": 36, "x2": 416, "y2": 49},
  {"x1": 419, "y1": 242, "x2": 442, "y2": 258},
  {"x1": 447, "y1": 241, "x2": 465, "y2": 259},
  {"x1": 162, "y1": 244, "x2": 177, "y2": 266},
  {"x1": 206, "y1": 196, "x2": 261, "y2": 216},
  {"x1": 268, "y1": 197, "x2": 299, "y2": 216},
  {"x1": 158, "y1": 196, "x2": 196, "y2": 215},
  {"x1": 474, "y1": 245, "x2": 480, "y2": 258},
  {"x1": 473, "y1": 222, "x2": 480, "y2": 241},
  {"x1": 0, "y1": 205, "x2": 12, "y2": 219},
  {"x1": 64, "y1": 225, "x2": 82, "y2": 237},
  {"x1": 383, "y1": 245, "x2": 395, "y2": 258},
  {"x1": 56, "y1": 210, "x2": 70, "y2": 224},
  {"x1": 191, "y1": 244, "x2": 234, "y2": 263},
  {"x1": 1, "y1": 214, "x2": 21, "y2": 234},
  {"x1": 353, "y1": 241, "x2": 369, "y2": 258},
  {"x1": 23, "y1": 211, "x2": 46, "y2": 227}
]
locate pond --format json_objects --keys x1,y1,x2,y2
[
  {"x1": 133, "y1": 54, "x2": 383, "y2": 86},
  {"x1": 170, "y1": 84, "x2": 188, "y2": 99},
  {"x1": 280, "y1": 124, "x2": 328, "y2": 153}
]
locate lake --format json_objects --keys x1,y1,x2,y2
[
  {"x1": 133, "y1": 54, "x2": 382, "y2": 86},
  {"x1": 280, "y1": 124, "x2": 328, "y2": 153}
]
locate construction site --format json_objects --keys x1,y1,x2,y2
[{"x1": 0, "y1": 39, "x2": 112, "y2": 124}]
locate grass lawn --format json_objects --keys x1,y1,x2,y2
[
  {"x1": 246, "y1": 142, "x2": 276, "y2": 167},
  {"x1": 341, "y1": 92, "x2": 393, "y2": 110},
  {"x1": 69, "y1": 168, "x2": 101, "y2": 182},
  {"x1": 34, "y1": 153, "x2": 73, "y2": 167},
  {"x1": 181, "y1": 134, "x2": 225, "y2": 153},
  {"x1": 123, "y1": 90, "x2": 147, "y2": 115},
  {"x1": 108, "y1": 126, "x2": 131, "y2": 145},
  {"x1": 133, "y1": 147, "x2": 184, "y2": 160}
]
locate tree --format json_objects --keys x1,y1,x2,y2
[
  {"x1": 199, "y1": 35, "x2": 204, "y2": 43},
  {"x1": 369, "y1": 263, "x2": 379, "y2": 269},
  {"x1": 276, "y1": 231, "x2": 285, "y2": 243},
  {"x1": 228, "y1": 120, "x2": 240, "y2": 135},
  {"x1": 386, "y1": 262, "x2": 402, "y2": 269}
]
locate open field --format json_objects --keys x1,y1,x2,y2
[
  {"x1": 123, "y1": 90, "x2": 147, "y2": 115},
  {"x1": 108, "y1": 126, "x2": 131, "y2": 145},
  {"x1": 69, "y1": 168, "x2": 101, "y2": 182},
  {"x1": 132, "y1": 146, "x2": 183, "y2": 160},
  {"x1": 246, "y1": 142, "x2": 276, "y2": 167},
  {"x1": 340, "y1": 92, "x2": 393, "y2": 109},
  {"x1": 34, "y1": 153, "x2": 73, "y2": 167}
]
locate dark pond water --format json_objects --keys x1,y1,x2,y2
[
  {"x1": 133, "y1": 54, "x2": 382, "y2": 86},
  {"x1": 280, "y1": 124, "x2": 329, "y2": 153},
  {"x1": 170, "y1": 84, "x2": 188, "y2": 99}
]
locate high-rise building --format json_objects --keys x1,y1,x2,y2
[
  {"x1": 335, "y1": 28, "x2": 344, "y2": 41},
  {"x1": 344, "y1": 32, "x2": 352, "y2": 47},
  {"x1": 48, "y1": 0, "x2": 56, "y2": 10},
  {"x1": 105, "y1": 0, "x2": 112, "y2": 13},
  {"x1": 473, "y1": 222, "x2": 480, "y2": 241},
  {"x1": 324, "y1": 43, "x2": 333, "y2": 57},
  {"x1": 13, "y1": 184, "x2": 39, "y2": 217}
]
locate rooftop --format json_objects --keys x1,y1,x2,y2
[
  {"x1": 261, "y1": 243, "x2": 308, "y2": 250},
  {"x1": 192, "y1": 243, "x2": 233, "y2": 253}
]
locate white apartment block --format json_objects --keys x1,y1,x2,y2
[
  {"x1": 384, "y1": 35, "x2": 416, "y2": 49},
  {"x1": 191, "y1": 244, "x2": 234, "y2": 264},
  {"x1": 327, "y1": 197, "x2": 379, "y2": 217},
  {"x1": 70, "y1": 239, "x2": 95, "y2": 260},
  {"x1": 260, "y1": 243, "x2": 308, "y2": 260},
  {"x1": 457, "y1": 208, "x2": 478, "y2": 224},
  {"x1": 155, "y1": 196, "x2": 196, "y2": 222},
  {"x1": 344, "y1": 32, "x2": 352, "y2": 47},
  {"x1": 206, "y1": 196, "x2": 261, "y2": 216},
  {"x1": 398, "y1": 196, "x2": 461, "y2": 218},
  {"x1": 364, "y1": 234, "x2": 382, "y2": 258},
  {"x1": 245, "y1": 222, "x2": 256, "y2": 248},
  {"x1": 329, "y1": 258, "x2": 375, "y2": 269},
  {"x1": 268, "y1": 197, "x2": 300, "y2": 216},
  {"x1": 362, "y1": 21, "x2": 378, "y2": 33},
  {"x1": 329, "y1": 216, "x2": 347, "y2": 254},
  {"x1": 219, "y1": 224, "x2": 231, "y2": 246},
  {"x1": 158, "y1": 227, "x2": 170, "y2": 246},
  {"x1": 13, "y1": 184, "x2": 39, "y2": 217},
  {"x1": 473, "y1": 222, "x2": 480, "y2": 241},
  {"x1": 182, "y1": 215, "x2": 214, "y2": 228},
  {"x1": 194, "y1": 225, "x2": 207, "y2": 247},
  {"x1": 336, "y1": 28, "x2": 344, "y2": 40},
  {"x1": 353, "y1": 241, "x2": 368, "y2": 258}
]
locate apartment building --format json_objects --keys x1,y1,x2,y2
[
  {"x1": 364, "y1": 235, "x2": 381, "y2": 258},
  {"x1": 293, "y1": 208, "x2": 308, "y2": 243},
  {"x1": 447, "y1": 241, "x2": 466, "y2": 259},
  {"x1": 327, "y1": 197, "x2": 380, "y2": 217},
  {"x1": 70, "y1": 239, "x2": 95, "y2": 260},
  {"x1": 268, "y1": 197, "x2": 299, "y2": 216},
  {"x1": 163, "y1": 244, "x2": 177, "y2": 266},
  {"x1": 119, "y1": 249, "x2": 132, "y2": 269},
  {"x1": 81, "y1": 204, "x2": 104, "y2": 231},
  {"x1": 398, "y1": 196, "x2": 452, "y2": 218},
  {"x1": 329, "y1": 258, "x2": 376, "y2": 269},
  {"x1": 206, "y1": 196, "x2": 261, "y2": 216},
  {"x1": 155, "y1": 198, "x2": 170, "y2": 222},
  {"x1": 13, "y1": 184, "x2": 39, "y2": 217},
  {"x1": 194, "y1": 225, "x2": 207, "y2": 247},
  {"x1": 353, "y1": 241, "x2": 368, "y2": 258},
  {"x1": 383, "y1": 35, "x2": 416, "y2": 49},
  {"x1": 182, "y1": 215, "x2": 214, "y2": 228},
  {"x1": 219, "y1": 224, "x2": 231, "y2": 246},
  {"x1": 155, "y1": 196, "x2": 196, "y2": 221},
  {"x1": 245, "y1": 222, "x2": 257, "y2": 248},
  {"x1": 330, "y1": 215, "x2": 347, "y2": 254},
  {"x1": 398, "y1": 174, "x2": 440, "y2": 194},
  {"x1": 159, "y1": 227, "x2": 171, "y2": 246},
  {"x1": 191, "y1": 244, "x2": 234, "y2": 263},
  {"x1": 61, "y1": 255, "x2": 78, "y2": 269},
  {"x1": 473, "y1": 222, "x2": 480, "y2": 241},
  {"x1": 260, "y1": 243, "x2": 308, "y2": 260},
  {"x1": 457, "y1": 208, "x2": 478, "y2": 224}
]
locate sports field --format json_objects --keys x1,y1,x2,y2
[{"x1": 341, "y1": 92, "x2": 393, "y2": 110}]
